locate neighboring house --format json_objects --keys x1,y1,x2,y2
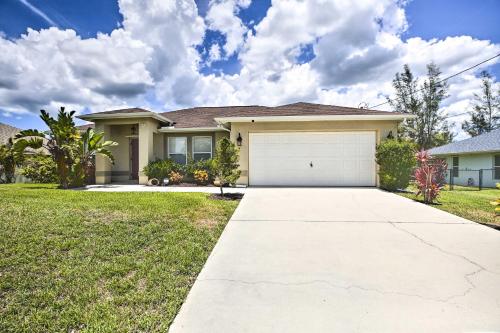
[
  {"x1": 76, "y1": 123, "x2": 95, "y2": 133},
  {"x1": 429, "y1": 129, "x2": 500, "y2": 188},
  {"x1": 0, "y1": 122, "x2": 21, "y2": 145},
  {"x1": 78, "y1": 102, "x2": 411, "y2": 186}
]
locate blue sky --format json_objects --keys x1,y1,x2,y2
[{"x1": 0, "y1": 0, "x2": 499, "y2": 135}]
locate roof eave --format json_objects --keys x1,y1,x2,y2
[
  {"x1": 430, "y1": 149, "x2": 500, "y2": 156},
  {"x1": 214, "y1": 114, "x2": 414, "y2": 124},
  {"x1": 158, "y1": 126, "x2": 230, "y2": 133},
  {"x1": 78, "y1": 112, "x2": 172, "y2": 124}
]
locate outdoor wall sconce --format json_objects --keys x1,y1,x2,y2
[
  {"x1": 236, "y1": 133, "x2": 243, "y2": 146},
  {"x1": 131, "y1": 125, "x2": 138, "y2": 136}
]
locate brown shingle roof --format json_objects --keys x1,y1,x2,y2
[
  {"x1": 83, "y1": 107, "x2": 152, "y2": 115},
  {"x1": 76, "y1": 123, "x2": 95, "y2": 132},
  {"x1": 0, "y1": 122, "x2": 21, "y2": 144},
  {"x1": 160, "y1": 102, "x2": 401, "y2": 128}
]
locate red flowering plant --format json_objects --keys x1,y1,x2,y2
[{"x1": 414, "y1": 150, "x2": 447, "y2": 204}]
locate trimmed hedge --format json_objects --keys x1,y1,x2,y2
[{"x1": 375, "y1": 139, "x2": 416, "y2": 191}]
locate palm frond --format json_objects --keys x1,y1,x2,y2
[
  {"x1": 15, "y1": 129, "x2": 46, "y2": 139},
  {"x1": 96, "y1": 148, "x2": 115, "y2": 164},
  {"x1": 13, "y1": 138, "x2": 44, "y2": 152}
]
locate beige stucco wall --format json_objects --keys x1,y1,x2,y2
[
  {"x1": 94, "y1": 122, "x2": 112, "y2": 184},
  {"x1": 110, "y1": 125, "x2": 132, "y2": 182},
  {"x1": 229, "y1": 120, "x2": 399, "y2": 185}
]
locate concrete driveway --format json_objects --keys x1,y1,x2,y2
[{"x1": 169, "y1": 188, "x2": 500, "y2": 332}]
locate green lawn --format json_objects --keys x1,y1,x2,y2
[
  {"x1": 397, "y1": 185, "x2": 499, "y2": 226},
  {"x1": 0, "y1": 184, "x2": 239, "y2": 332}
]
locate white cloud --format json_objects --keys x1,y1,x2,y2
[
  {"x1": 206, "y1": 0, "x2": 250, "y2": 58},
  {"x1": 1, "y1": 0, "x2": 499, "y2": 140},
  {"x1": 208, "y1": 43, "x2": 222, "y2": 64},
  {"x1": 0, "y1": 27, "x2": 153, "y2": 117}
]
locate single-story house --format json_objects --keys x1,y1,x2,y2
[
  {"x1": 429, "y1": 128, "x2": 500, "y2": 188},
  {"x1": 0, "y1": 122, "x2": 21, "y2": 145},
  {"x1": 78, "y1": 102, "x2": 411, "y2": 187}
]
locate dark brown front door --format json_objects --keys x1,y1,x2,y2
[{"x1": 130, "y1": 138, "x2": 139, "y2": 180}]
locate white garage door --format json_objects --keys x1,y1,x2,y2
[{"x1": 249, "y1": 132, "x2": 376, "y2": 186}]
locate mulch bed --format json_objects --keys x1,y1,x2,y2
[{"x1": 209, "y1": 193, "x2": 244, "y2": 201}]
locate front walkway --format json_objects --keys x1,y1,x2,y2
[
  {"x1": 77, "y1": 184, "x2": 246, "y2": 193},
  {"x1": 169, "y1": 187, "x2": 500, "y2": 332}
]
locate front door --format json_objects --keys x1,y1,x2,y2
[{"x1": 130, "y1": 138, "x2": 139, "y2": 180}]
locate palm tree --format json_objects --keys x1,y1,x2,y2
[
  {"x1": 76, "y1": 128, "x2": 117, "y2": 185},
  {"x1": 15, "y1": 107, "x2": 82, "y2": 188},
  {"x1": 0, "y1": 138, "x2": 23, "y2": 183}
]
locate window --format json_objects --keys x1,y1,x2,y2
[
  {"x1": 193, "y1": 136, "x2": 212, "y2": 161},
  {"x1": 495, "y1": 155, "x2": 500, "y2": 180},
  {"x1": 452, "y1": 156, "x2": 459, "y2": 177},
  {"x1": 168, "y1": 137, "x2": 187, "y2": 164}
]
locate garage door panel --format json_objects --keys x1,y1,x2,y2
[{"x1": 249, "y1": 132, "x2": 376, "y2": 186}]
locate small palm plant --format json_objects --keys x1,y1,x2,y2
[
  {"x1": 75, "y1": 128, "x2": 117, "y2": 186},
  {"x1": 0, "y1": 138, "x2": 23, "y2": 183}
]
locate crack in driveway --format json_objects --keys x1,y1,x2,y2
[
  {"x1": 198, "y1": 222, "x2": 497, "y2": 306},
  {"x1": 197, "y1": 277, "x2": 468, "y2": 304},
  {"x1": 388, "y1": 222, "x2": 500, "y2": 302}
]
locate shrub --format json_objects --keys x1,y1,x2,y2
[
  {"x1": 168, "y1": 171, "x2": 183, "y2": 184},
  {"x1": 414, "y1": 150, "x2": 447, "y2": 204},
  {"x1": 184, "y1": 158, "x2": 214, "y2": 181},
  {"x1": 143, "y1": 159, "x2": 178, "y2": 181},
  {"x1": 375, "y1": 139, "x2": 417, "y2": 191},
  {"x1": 0, "y1": 138, "x2": 22, "y2": 183},
  {"x1": 212, "y1": 138, "x2": 241, "y2": 196},
  {"x1": 20, "y1": 155, "x2": 58, "y2": 183},
  {"x1": 491, "y1": 183, "x2": 500, "y2": 216},
  {"x1": 193, "y1": 170, "x2": 209, "y2": 185}
]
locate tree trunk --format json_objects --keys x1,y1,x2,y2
[{"x1": 220, "y1": 182, "x2": 224, "y2": 197}]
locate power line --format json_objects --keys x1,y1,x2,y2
[
  {"x1": 444, "y1": 111, "x2": 468, "y2": 119},
  {"x1": 368, "y1": 52, "x2": 500, "y2": 110}
]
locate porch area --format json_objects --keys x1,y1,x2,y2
[{"x1": 95, "y1": 119, "x2": 164, "y2": 185}]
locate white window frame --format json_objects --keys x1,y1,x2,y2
[
  {"x1": 494, "y1": 154, "x2": 500, "y2": 180},
  {"x1": 452, "y1": 155, "x2": 459, "y2": 177},
  {"x1": 168, "y1": 136, "x2": 187, "y2": 164},
  {"x1": 192, "y1": 136, "x2": 213, "y2": 161}
]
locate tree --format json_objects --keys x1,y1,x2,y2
[
  {"x1": 15, "y1": 107, "x2": 79, "y2": 188},
  {"x1": 420, "y1": 63, "x2": 451, "y2": 149},
  {"x1": 462, "y1": 71, "x2": 500, "y2": 137},
  {"x1": 212, "y1": 138, "x2": 241, "y2": 196},
  {"x1": 14, "y1": 107, "x2": 117, "y2": 188},
  {"x1": 388, "y1": 64, "x2": 422, "y2": 143},
  {"x1": 389, "y1": 63, "x2": 452, "y2": 149},
  {"x1": 0, "y1": 138, "x2": 23, "y2": 183}
]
